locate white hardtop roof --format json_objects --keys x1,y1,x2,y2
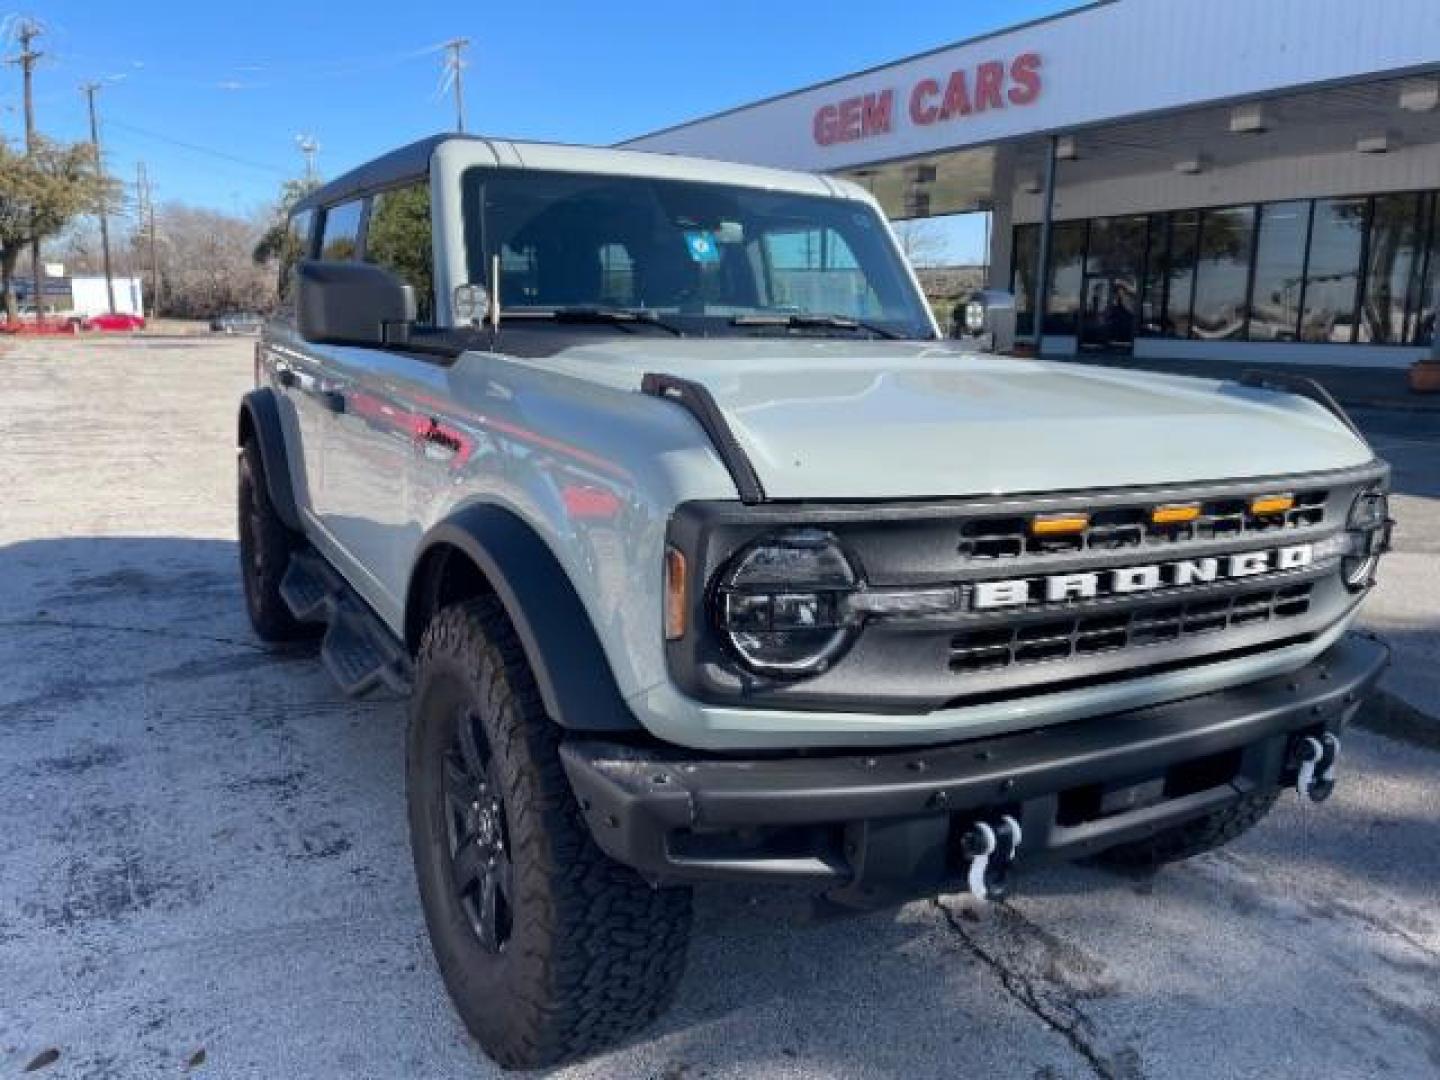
[
  {"x1": 439, "y1": 136, "x2": 872, "y2": 200},
  {"x1": 297, "y1": 133, "x2": 877, "y2": 214}
]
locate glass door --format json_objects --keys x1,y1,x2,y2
[{"x1": 1079, "y1": 215, "x2": 1146, "y2": 353}]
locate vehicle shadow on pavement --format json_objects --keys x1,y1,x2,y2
[{"x1": 2, "y1": 535, "x2": 1437, "y2": 1080}]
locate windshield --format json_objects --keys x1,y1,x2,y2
[{"x1": 461, "y1": 167, "x2": 936, "y2": 339}]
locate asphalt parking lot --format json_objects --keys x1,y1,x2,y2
[{"x1": 1, "y1": 336, "x2": 1437, "y2": 1079}]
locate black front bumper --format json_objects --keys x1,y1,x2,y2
[{"x1": 560, "y1": 634, "x2": 1388, "y2": 902}]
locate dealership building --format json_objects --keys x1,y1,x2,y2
[{"x1": 625, "y1": 0, "x2": 1440, "y2": 369}]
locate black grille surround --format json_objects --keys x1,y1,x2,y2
[{"x1": 664, "y1": 462, "x2": 1387, "y2": 713}]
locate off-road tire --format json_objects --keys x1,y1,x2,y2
[
  {"x1": 237, "y1": 440, "x2": 313, "y2": 642},
  {"x1": 407, "y1": 597, "x2": 692, "y2": 1069},
  {"x1": 1097, "y1": 789, "x2": 1281, "y2": 868}
]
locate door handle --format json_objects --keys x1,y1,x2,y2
[
  {"x1": 318, "y1": 390, "x2": 346, "y2": 414},
  {"x1": 276, "y1": 368, "x2": 298, "y2": 389},
  {"x1": 419, "y1": 421, "x2": 459, "y2": 461}
]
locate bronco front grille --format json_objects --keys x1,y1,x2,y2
[
  {"x1": 958, "y1": 490, "x2": 1328, "y2": 560},
  {"x1": 949, "y1": 583, "x2": 1316, "y2": 673}
]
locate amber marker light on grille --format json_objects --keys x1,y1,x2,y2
[
  {"x1": 1151, "y1": 503, "x2": 1201, "y2": 525},
  {"x1": 1250, "y1": 493, "x2": 1296, "y2": 516},
  {"x1": 1031, "y1": 512, "x2": 1090, "y2": 536},
  {"x1": 663, "y1": 546, "x2": 688, "y2": 641}
]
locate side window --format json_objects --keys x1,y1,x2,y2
[
  {"x1": 320, "y1": 199, "x2": 364, "y2": 261},
  {"x1": 763, "y1": 227, "x2": 877, "y2": 317},
  {"x1": 277, "y1": 208, "x2": 314, "y2": 308},
  {"x1": 364, "y1": 182, "x2": 435, "y2": 323}
]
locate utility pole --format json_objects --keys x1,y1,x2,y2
[
  {"x1": 443, "y1": 38, "x2": 469, "y2": 133},
  {"x1": 82, "y1": 81, "x2": 117, "y2": 313},
  {"x1": 296, "y1": 135, "x2": 319, "y2": 182},
  {"x1": 6, "y1": 18, "x2": 44, "y2": 317}
]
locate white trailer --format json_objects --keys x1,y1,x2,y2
[{"x1": 70, "y1": 276, "x2": 144, "y2": 318}]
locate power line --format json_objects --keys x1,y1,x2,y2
[
  {"x1": 101, "y1": 118, "x2": 290, "y2": 175},
  {"x1": 52, "y1": 41, "x2": 450, "y2": 84}
]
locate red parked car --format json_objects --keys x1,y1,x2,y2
[{"x1": 83, "y1": 312, "x2": 146, "y2": 332}]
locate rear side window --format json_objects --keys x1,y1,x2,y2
[
  {"x1": 365, "y1": 182, "x2": 435, "y2": 323},
  {"x1": 277, "y1": 208, "x2": 314, "y2": 307},
  {"x1": 320, "y1": 199, "x2": 364, "y2": 260}
]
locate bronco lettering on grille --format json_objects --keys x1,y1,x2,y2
[{"x1": 971, "y1": 543, "x2": 1315, "y2": 611}]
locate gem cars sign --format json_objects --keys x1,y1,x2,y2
[{"x1": 812, "y1": 53, "x2": 1043, "y2": 147}]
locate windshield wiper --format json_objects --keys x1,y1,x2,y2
[
  {"x1": 730, "y1": 312, "x2": 903, "y2": 340},
  {"x1": 545, "y1": 306, "x2": 686, "y2": 337}
]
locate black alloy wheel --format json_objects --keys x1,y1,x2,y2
[
  {"x1": 443, "y1": 707, "x2": 514, "y2": 952},
  {"x1": 237, "y1": 440, "x2": 315, "y2": 642}
]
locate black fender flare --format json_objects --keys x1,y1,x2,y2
[
  {"x1": 407, "y1": 504, "x2": 639, "y2": 733},
  {"x1": 237, "y1": 389, "x2": 302, "y2": 532}
]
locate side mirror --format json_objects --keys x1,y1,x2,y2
[
  {"x1": 954, "y1": 288, "x2": 1017, "y2": 354},
  {"x1": 296, "y1": 260, "x2": 416, "y2": 347}
]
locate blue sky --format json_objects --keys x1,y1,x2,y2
[{"x1": 14, "y1": 0, "x2": 1077, "y2": 261}]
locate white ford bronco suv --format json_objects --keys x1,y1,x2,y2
[{"x1": 238, "y1": 134, "x2": 1392, "y2": 1067}]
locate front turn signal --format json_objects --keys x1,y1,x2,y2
[
  {"x1": 664, "y1": 546, "x2": 688, "y2": 641},
  {"x1": 1031, "y1": 512, "x2": 1090, "y2": 537},
  {"x1": 1250, "y1": 493, "x2": 1296, "y2": 516}
]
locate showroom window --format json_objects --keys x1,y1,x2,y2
[
  {"x1": 1014, "y1": 185, "x2": 1440, "y2": 348},
  {"x1": 1190, "y1": 206, "x2": 1255, "y2": 341},
  {"x1": 1081, "y1": 215, "x2": 1147, "y2": 347},
  {"x1": 1301, "y1": 197, "x2": 1367, "y2": 343},
  {"x1": 1162, "y1": 211, "x2": 1199, "y2": 340},
  {"x1": 1137, "y1": 213, "x2": 1169, "y2": 338},
  {"x1": 1414, "y1": 195, "x2": 1438, "y2": 347},
  {"x1": 1248, "y1": 201, "x2": 1310, "y2": 341},
  {"x1": 1043, "y1": 220, "x2": 1086, "y2": 335},
  {"x1": 1360, "y1": 192, "x2": 1429, "y2": 344},
  {"x1": 1011, "y1": 223, "x2": 1039, "y2": 338}
]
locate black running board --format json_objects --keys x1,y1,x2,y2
[{"x1": 280, "y1": 550, "x2": 413, "y2": 697}]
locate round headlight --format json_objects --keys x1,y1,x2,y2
[
  {"x1": 964, "y1": 299, "x2": 987, "y2": 334},
  {"x1": 1343, "y1": 487, "x2": 1389, "y2": 590},
  {"x1": 714, "y1": 530, "x2": 857, "y2": 676}
]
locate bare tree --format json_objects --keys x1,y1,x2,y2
[
  {"x1": 892, "y1": 218, "x2": 950, "y2": 269},
  {"x1": 49, "y1": 216, "x2": 105, "y2": 275},
  {"x1": 140, "y1": 203, "x2": 275, "y2": 318}
]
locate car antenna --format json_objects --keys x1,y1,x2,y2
[{"x1": 487, "y1": 253, "x2": 502, "y2": 347}]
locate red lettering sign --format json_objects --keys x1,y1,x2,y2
[
  {"x1": 811, "y1": 53, "x2": 1043, "y2": 146},
  {"x1": 939, "y1": 70, "x2": 971, "y2": 120},
  {"x1": 1008, "y1": 52, "x2": 1042, "y2": 105},
  {"x1": 862, "y1": 89, "x2": 894, "y2": 137},
  {"x1": 813, "y1": 104, "x2": 839, "y2": 146},
  {"x1": 909, "y1": 78, "x2": 940, "y2": 125},
  {"x1": 813, "y1": 90, "x2": 896, "y2": 146}
]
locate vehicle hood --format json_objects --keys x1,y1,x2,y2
[{"x1": 525, "y1": 340, "x2": 1375, "y2": 500}]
